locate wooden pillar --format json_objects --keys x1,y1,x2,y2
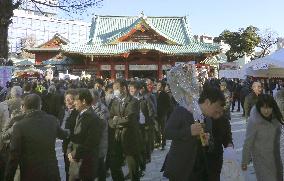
[
  {"x1": 157, "y1": 54, "x2": 162, "y2": 80},
  {"x1": 96, "y1": 60, "x2": 101, "y2": 78},
  {"x1": 111, "y1": 61, "x2": 115, "y2": 80},
  {"x1": 35, "y1": 54, "x2": 41, "y2": 65},
  {"x1": 125, "y1": 59, "x2": 129, "y2": 80}
]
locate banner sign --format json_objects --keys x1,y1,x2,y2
[
  {"x1": 129, "y1": 65, "x2": 157, "y2": 70},
  {"x1": 0, "y1": 66, "x2": 13, "y2": 87},
  {"x1": 162, "y1": 64, "x2": 172, "y2": 70},
  {"x1": 115, "y1": 65, "x2": 125, "y2": 70},
  {"x1": 219, "y1": 62, "x2": 239, "y2": 70},
  {"x1": 101, "y1": 65, "x2": 111, "y2": 70}
]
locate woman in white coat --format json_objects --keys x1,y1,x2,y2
[{"x1": 241, "y1": 94, "x2": 283, "y2": 181}]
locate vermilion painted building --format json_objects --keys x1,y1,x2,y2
[
  {"x1": 61, "y1": 14, "x2": 220, "y2": 80},
  {"x1": 26, "y1": 33, "x2": 69, "y2": 65}
]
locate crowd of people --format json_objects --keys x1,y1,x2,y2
[
  {"x1": 0, "y1": 74, "x2": 283, "y2": 181},
  {"x1": 0, "y1": 77, "x2": 176, "y2": 181}
]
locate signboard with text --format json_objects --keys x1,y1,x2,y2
[
  {"x1": 115, "y1": 65, "x2": 125, "y2": 70},
  {"x1": 0, "y1": 66, "x2": 13, "y2": 87},
  {"x1": 101, "y1": 65, "x2": 111, "y2": 70},
  {"x1": 219, "y1": 62, "x2": 239, "y2": 70},
  {"x1": 129, "y1": 64, "x2": 157, "y2": 70}
]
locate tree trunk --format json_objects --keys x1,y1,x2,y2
[
  {"x1": 0, "y1": 0, "x2": 20, "y2": 60},
  {"x1": 0, "y1": 23, "x2": 9, "y2": 59}
]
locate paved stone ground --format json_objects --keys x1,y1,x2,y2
[{"x1": 57, "y1": 109, "x2": 284, "y2": 181}]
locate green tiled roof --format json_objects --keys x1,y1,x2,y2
[
  {"x1": 89, "y1": 15, "x2": 194, "y2": 45},
  {"x1": 61, "y1": 15, "x2": 220, "y2": 55},
  {"x1": 62, "y1": 42, "x2": 219, "y2": 55}
]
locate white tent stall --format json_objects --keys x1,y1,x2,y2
[{"x1": 242, "y1": 48, "x2": 284, "y2": 78}]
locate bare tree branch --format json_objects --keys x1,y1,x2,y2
[{"x1": 252, "y1": 28, "x2": 278, "y2": 60}]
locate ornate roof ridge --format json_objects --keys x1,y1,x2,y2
[
  {"x1": 61, "y1": 42, "x2": 220, "y2": 56},
  {"x1": 36, "y1": 33, "x2": 69, "y2": 48},
  {"x1": 93, "y1": 15, "x2": 186, "y2": 19},
  {"x1": 103, "y1": 17, "x2": 179, "y2": 45},
  {"x1": 88, "y1": 15, "x2": 194, "y2": 45}
]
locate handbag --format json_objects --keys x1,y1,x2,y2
[
  {"x1": 69, "y1": 160, "x2": 82, "y2": 179},
  {"x1": 221, "y1": 147, "x2": 245, "y2": 181}
]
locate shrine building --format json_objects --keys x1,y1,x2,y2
[
  {"x1": 30, "y1": 14, "x2": 221, "y2": 80},
  {"x1": 26, "y1": 33, "x2": 69, "y2": 65}
]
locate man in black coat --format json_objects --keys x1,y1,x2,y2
[
  {"x1": 4, "y1": 94, "x2": 68, "y2": 181},
  {"x1": 129, "y1": 81, "x2": 156, "y2": 174},
  {"x1": 155, "y1": 80, "x2": 171, "y2": 150},
  {"x1": 244, "y1": 81, "x2": 262, "y2": 120},
  {"x1": 41, "y1": 84, "x2": 64, "y2": 119},
  {"x1": 61, "y1": 89, "x2": 79, "y2": 181},
  {"x1": 162, "y1": 87, "x2": 226, "y2": 181},
  {"x1": 108, "y1": 79, "x2": 141, "y2": 181},
  {"x1": 67, "y1": 88, "x2": 103, "y2": 181},
  {"x1": 206, "y1": 115, "x2": 233, "y2": 181}
]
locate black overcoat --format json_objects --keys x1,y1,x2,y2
[
  {"x1": 108, "y1": 95, "x2": 141, "y2": 155},
  {"x1": 5, "y1": 110, "x2": 67, "y2": 181},
  {"x1": 67, "y1": 107, "x2": 103, "y2": 179}
]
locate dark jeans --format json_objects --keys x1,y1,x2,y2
[
  {"x1": 109, "y1": 142, "x2": 140, "y2": 181},
  {"x1": 232, "y1": 97, "x2": 241, "y2": 111},
  {"x1": 0, "y1": 153, "x2": 6, "y2": 181},
  {"x1": 241, "y1": 99, "x2": 245, "y2": 115},
  {"x1": 63, "y1": 140, "x2": 70, "y2": 181},
  {"x1": 157, "y1": 115, "x2": 167, "y2": 148},
  {"x1": 110, "y1": 154, "x2": 140, "y2": 181},
  {"x1": 63, "y1": 152, "x2": 70, "y2": 181},
  {"x1": 207, "y1": 154, "x2": 223, "y2": 181},
  {"x1": 69, "y1": 179, "x2": 93, "y2": 181},
  {"x1": 97, "y1": 156, "x2": 106, "y2": 181}
]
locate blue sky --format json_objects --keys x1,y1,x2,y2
[{"x1": 63, "y1": 0, "x2": 284, "y2": 37}]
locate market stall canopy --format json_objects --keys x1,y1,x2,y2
[
  {"x1": 245, "y1": 66, "x2": 284, "y2": 78},
  {"x1": 14, "y1": 59, "x2": 35, "y2": 66},
  {"x1": 42, "y1": 59, "x2": 61, "y2": 65},
  {"x1": 42, "y1": 57, "x2": 79, "y2": 65},
  {"x1": 242, "y1": 48, "x2": 284, "y2": 78},
  {"x1": 13, "y1": 66, "x2": 43, "y2": 78},
  {"x1": 200, "y1": 55, "x2": 226, "y2": 65},
  {"x1": 243, "y1": 48, "x2": 284, "y2": 69}
]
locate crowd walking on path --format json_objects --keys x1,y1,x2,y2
[{"x1": 0, "y1": 73, "x2": 283, "y2": 181}]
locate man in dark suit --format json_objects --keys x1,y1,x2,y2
[
  {"x1": 244, "y1": 81, "x2": 263, "y2": 120},
  {"x1": 94, "y1": 78, "x2": 106, "y2": 104},
  {"x1": 67, "y1": 88, "x2": 103, "y2": 181},
  {"x1": 108, "y1": 79, "x2": 141, "y2": 181},
  {"x1": 155, "y1": 80, "x2": 171, "y2": 150},
  {"x1": 129, "y1": 81, "x2": 156, "y2": 174},
  {"x1": 162, "y1": 87, "x2": 226, "y2": 181},
  {"x1": 4, "y1": 94, "x2": 68, "y2": 181},
  {"x1": 206, "y1": 115, "x2": 234, "y2": 181},
  {"x1": 61, "y1": 89, "x2": 79, "y2": 181},
  {"x1": 41, "y1": 84, "x2": 64, "y2": 119}
]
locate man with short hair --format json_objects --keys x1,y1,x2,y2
[
  {"x1": 162, "y1": 87, "x2": 226, "y2": 181},
  {"x1": 94, "y1": 78, "x2": 106, "y2": 103},
  {"x1": 244, "y1": 81, "x2": 263, "y2": 119},
  {"x1": 155, "y1": 80, "x2": 171, "y2": 150},
  {"x1": 22, "y1": 82, "x2": 33, "y2": 98},
  {"x1": 67, "y1": 88, "x2": 103, "y2": 181},
  {"x1": 5, "y1": 94, "x2": 68, "y2": 181},
  {"x1": 61, "y1": 89, "x2": 79, "y2": 181},
  {"x1": 274, "y1": 81, "x2": 284, "y2": 117},
  {"x1": 108, "y1": 79, "x2": 141, "y2": 181},
  {"x1": 129, "y1": 81, "x2": 155, "y2": 175},
  {"x1": 91, "y1": 89, "x2": 110, "y2": 181}
]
